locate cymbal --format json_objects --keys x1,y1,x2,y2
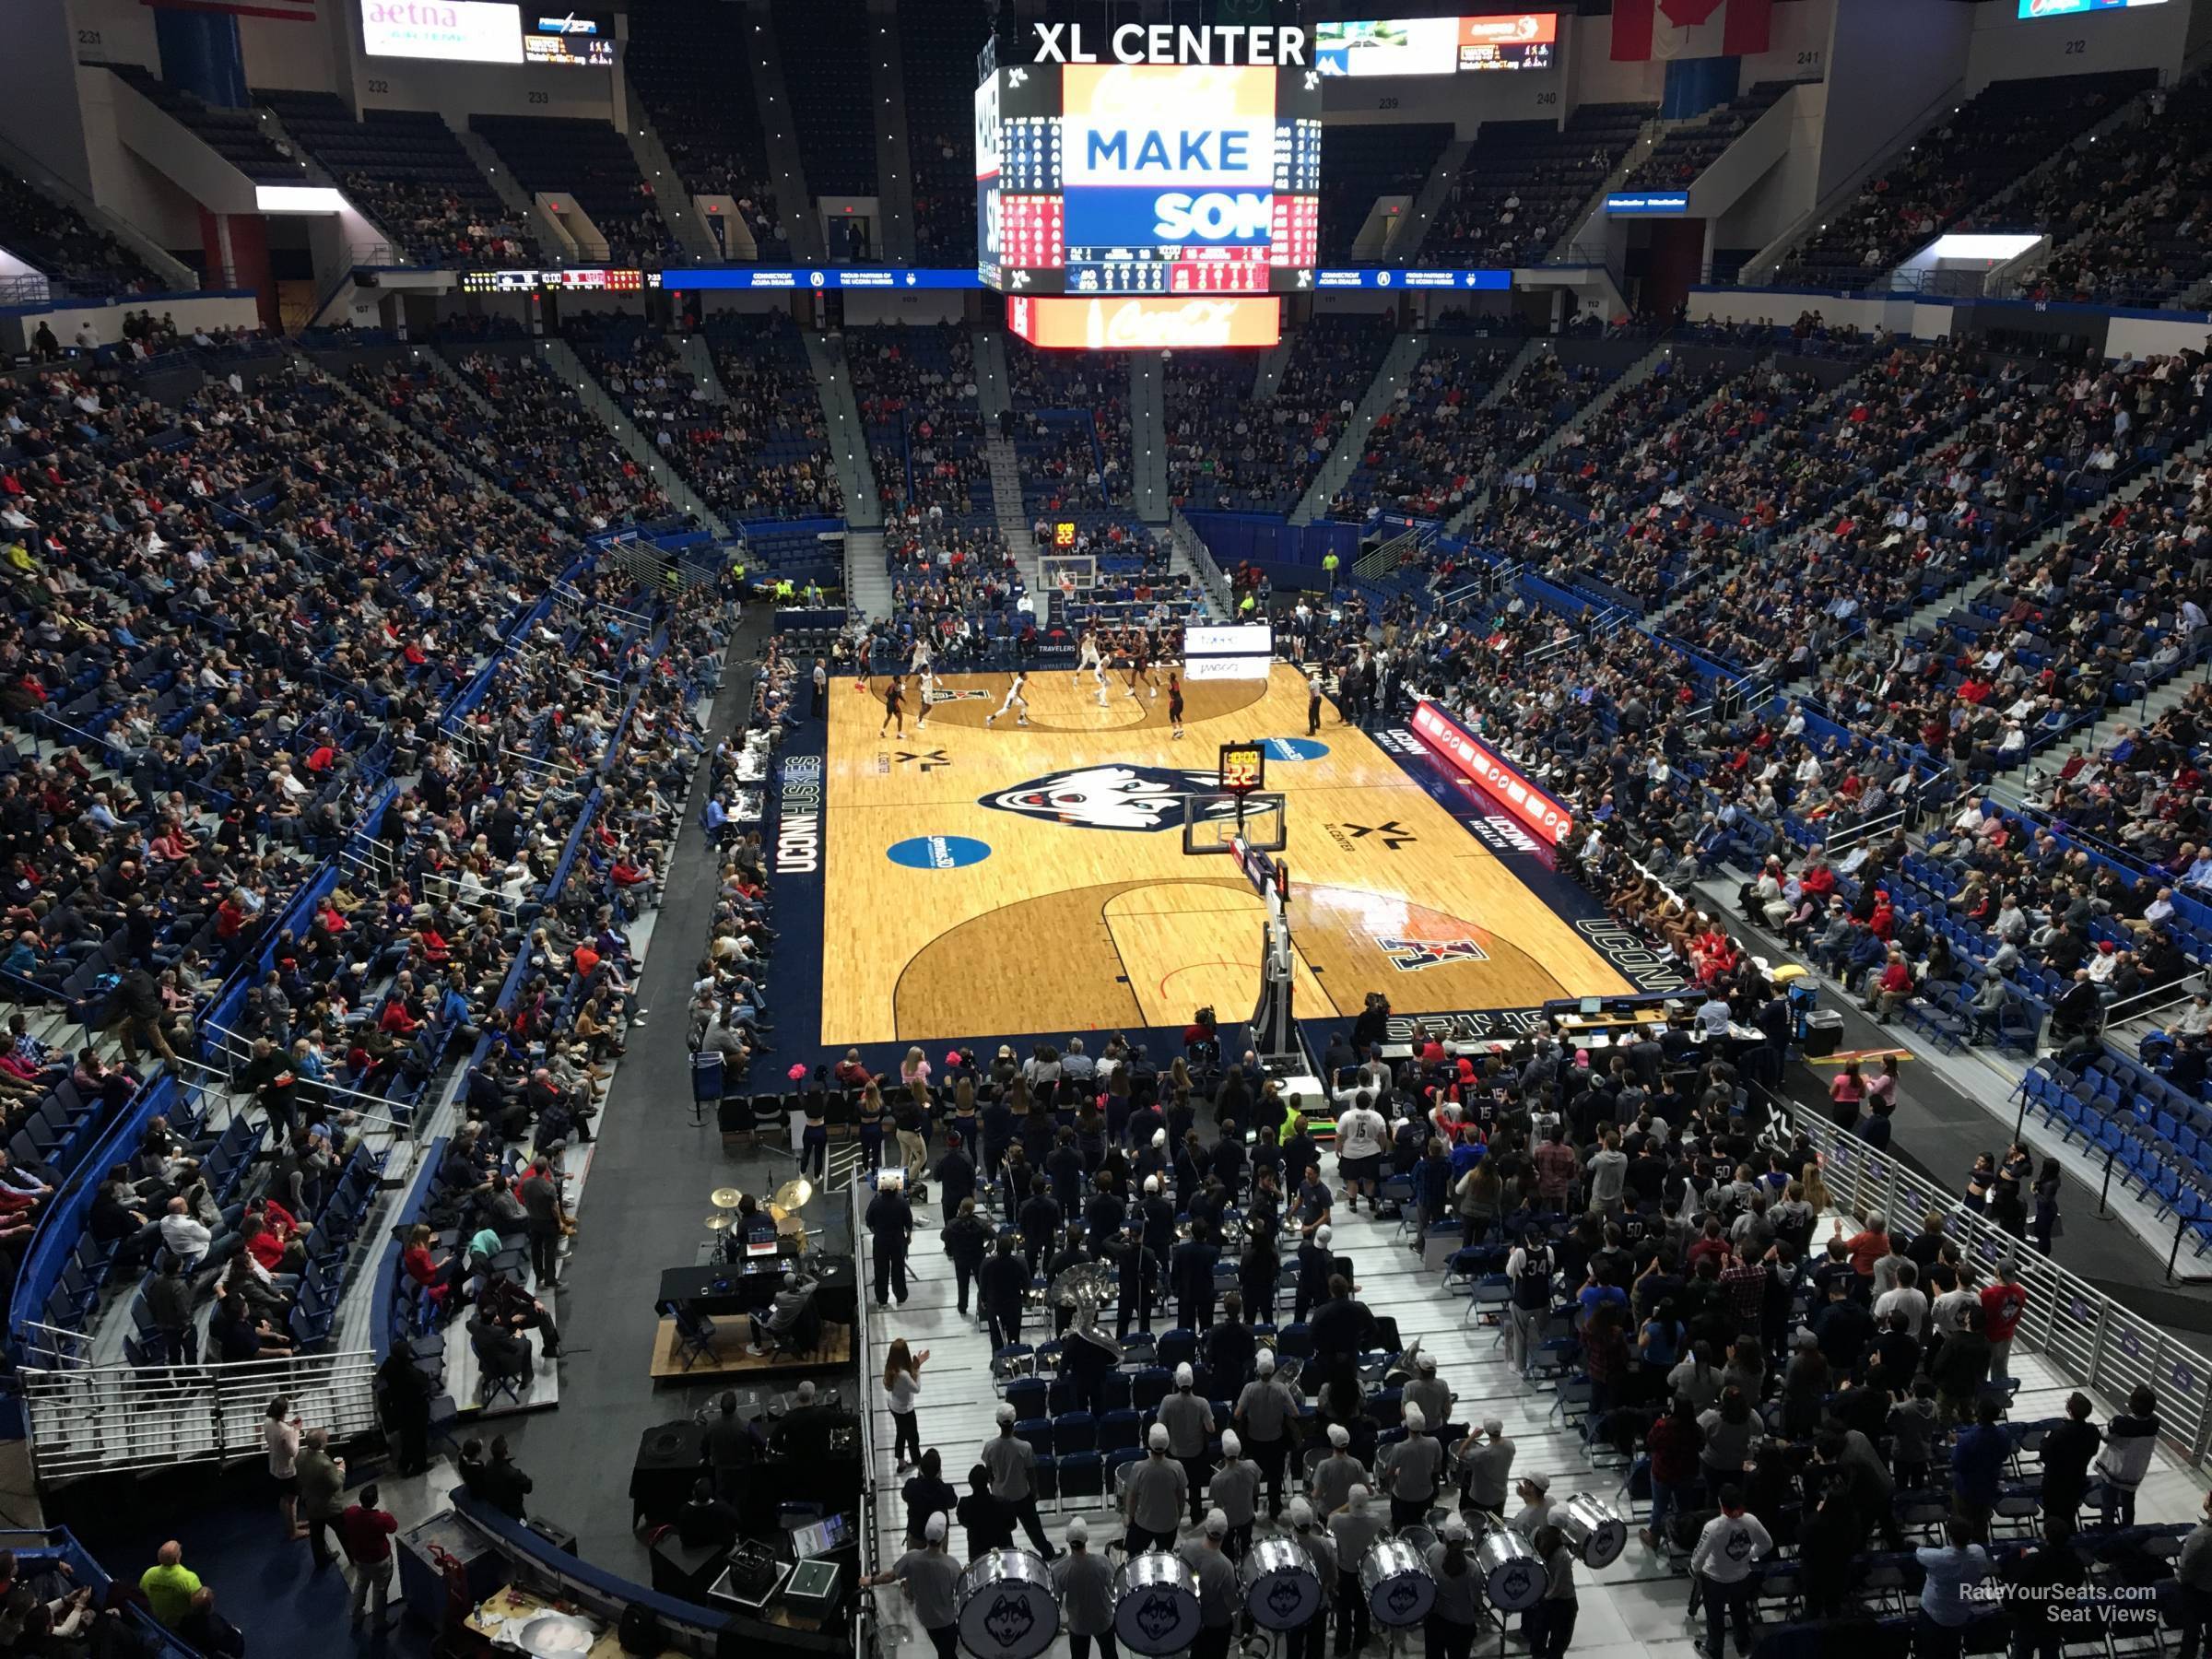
[
  {"x1": 768, "y1": 1203, "x2": 789, "y2": 1223},
  {"x1": 711, "y1": 1187, "x2": 746, "y2": 1210},
  {"x1": 772, "y1": 1177, "x2": 814, "y2": 1211},
  {"x1": 704, "y1": 1214, "x2": 734, "y2": 1231}
]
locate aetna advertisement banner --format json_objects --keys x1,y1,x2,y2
[
  {"x1": 362, "y1": 0, "x2": 524, "y2": 62},
  {"x1": 1408, "y1": 699, "x2": 1574, "y2": 846}
]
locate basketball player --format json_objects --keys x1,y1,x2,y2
[
  {"x1": 1075, "y1": 630, "x2": 1109, "y2": 707},
  {"x1": 985, "y1": 668, "x2": 1030, "y2": 728},
  {"x1": 1127, "y1": 629, "x2": 1159, "y2": 700},
  {"x1": 879, "y1": 674, "x2": 907, "y2": 739},
  {"x1": 909, "y1": 635, "x2": 937, "y2": 705},
  {"x1": 1167, "y1": 672, "x2": 1185, "y2": 740}
]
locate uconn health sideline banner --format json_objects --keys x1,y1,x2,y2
[{"x1": 1407, "y1": 699, "x2": 1574, "y2": 848}]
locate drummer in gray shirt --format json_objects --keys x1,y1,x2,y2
[
  {"x1": 864, "y1": 1512, "x2": 960, "y2": 1659},
  {"x1": 1383, "y1": 1405, "x2": 1445, "y2": 1527},
  {"x1": 1233, "y1": 1350, "x2": 1300, "y2": 1518},
  {"x1": 1402, "y1": 1352, "x2": 1453, "y2": 1443},
  {"x1": 1288, "y1": 1500, "x2": 1336, "y2": 1659},
  {"x1": 1329, "y1": 1485, "x2": 1387, "y2": 1656},
  {"x1": 1454, "y1": 1418, "x2": 1516, "y2": 1520},
  {"x1": 982, "y1": 1403, "x2": 1055, "y2": 1558},
  {"x1": 1509, "y1": 1473, "x2": 1562, "y2": 1537},
  {"x1": 1159, "y1": 1364, "x2": 1218, "y2": 1525},
  {"x1": 1175, "y1": 1511, "x2": 1241, "y2": 1659},
  {"x1": 1209, "y1": 1432, "x2": 1263, "y2": 1560},
  {"x1": 1051, "y1": 1518, "x2": 1117, "y2": 1659},
  {"x1": 1310, "y1": 1422, "x2": 1367, "y2": 1516},
  {"x1": 1123, "y1": 1425, "x2": 1189, "y2": 1556},
  {"x1": 1424, "y1": 1513, "x2": 1488, "y2": 1642}
]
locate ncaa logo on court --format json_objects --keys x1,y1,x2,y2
[
  {"x1": 888, "y1": 835, "x2": 993, "y2": 869},
  {"x1": 980, "y1": 765, "x2": 1233, "y2": 833},
  {"x1": 1375, "y1": 936, "x2": 1488, "y2": 972}
]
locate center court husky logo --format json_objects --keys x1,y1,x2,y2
[
  {"x1": 981, "y1": 765, "x2": 1233, "y2": 833},
  {"x1": 1376, "y1": 936, "x2": 1489, "y2": 972}
]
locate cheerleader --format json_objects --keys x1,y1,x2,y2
[
  {"x1": 985, "y1": 668, "x2": 1030, "y2": 728},
  {"x1": 1075, "y1": 630, "x2": 1109, "y2": 707},
  {"x1": 879, "y1": 675, "x2": 907, "y2": 739},
  {"x1": 1167, "y1": 672, "x2": 1185, "y2": 740}
]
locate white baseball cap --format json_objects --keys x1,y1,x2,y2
[
  {"x1": 1288, "y1": 1499, "x2": 1315, "y2": 1528},
  {"x1": 1204, "y1": 1510, "x2": 1228, "y2": 1537},
  {"x1": 1403, "y1": 1405, "x2": 1426, "y2": 1432},
  {"x1": 1065, "y1": 1518, "x2": 1089, "y2": 1546},
  {"x1": 1219, "y1": 1431, "x2": 1241, "y2": 1458},
  {"x1": 995, "y1": 1403, "x2": 1015, "y2": 1426},
  {"x1": 1175, "y1": 1363, "x2": 1194, "y2": 1387},
  {"x1": 924, "y1": 1513, "x2": 947, "y2": 1543},
  {"x1": 1256, "y1": 1351, "x2": 1277, "y2": 1375},
  {"x1": 1315, "y1": 1225, "x2": 1333, "y2": 1246},
  {"x1": 1417, "y1": 1353, "x2": 1437, "y2": 1373},
  {"x1": 1347, "y1": 1484, "x2": 1371, "y2": 1507},
  {"x1": 1327, "y1": 1424, "x2": 1350, "y2": 1449},
  {"x1": 1441, "y1": 1514, "x2": 1469, "y2": 1542},
  {"x1": 1148, "y1": 1425, "x2": 1170, "y2": 1451}
]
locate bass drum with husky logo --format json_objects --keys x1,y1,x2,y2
[
  {"x1": 956, "y1": 1548, "x2": 1061, "y2": 1659},
  {"x1": 1241, "y1": 1535, "x2": 1322, "y2": 1631},
  {"x1": 1112, "y1": 1549, "x2": 1201, "y2": 1656}
]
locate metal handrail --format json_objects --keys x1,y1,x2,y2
[
  {"x1": 851, "y1": 1175, "x2": 882, "y2": 1659},
  {"x1": 1757, "y1": 1085, "x2": 2212, "y2": 1465},
  {"x1": 1819, "y1": 802, "x2": 1912, "y2": 857},
  {"x1": 2100, "y1": 977, "x2": 2207, "y2": 1029}
]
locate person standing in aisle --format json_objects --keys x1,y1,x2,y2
[
  {"x1": 296, "y1": 1430, "x2": 346, "y2": 1571},
  {"x1": 1688, "y1": 1486, "x2": 1770, "y2": 1658},
  {"x1": 1913, "y1": 1515, "x2": 1993, "y2": 1659},
  {"x1": 338, "y1": 1485, "x2": 399, "y2": 1632},
  {"x1": 1053, "y1": 1520, "x2": 1118, "y2": 1659},
  {"x1": 883, "y1": 1339, "x2": 928, "y2": 1474},
  {"x1": 982, "y1": 1404, "x2": 1056, "y2": 1559},
  {"x1": 866, "y1": 1174, "x2": 913, "y2": 1309},
  {"x1": 864, "y1": 1512, "x2": 959, "y2": 1659}
]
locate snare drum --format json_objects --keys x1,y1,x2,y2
[
  {"x1": 1475, "y1": 1522, "x2": 1544, "y2": 1612},
  {"x1": 1112, "y1": 1550, "x2": 1200, "y2": 1656},
  {"x1": 1559, "y1": 1492, "x2": 1628, "y2": 1569},
  {"x1": 956, "y1": 1549, "x2": 1061, "y2": 1659},
  {"x1": 1358, "y1": 1536, "x2": 1435, "y2": 1628},
  {"x1": 1241, "y1": 1536, "x2": 1322, "y2": 1632}
]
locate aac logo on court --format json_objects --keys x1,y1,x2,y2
[
  {"x1": 1375, "y1": 936, "x2": 1488, "y2": 972},
  {"x1": 887, "y1": 835, "x2": 992, "y2": 869},
  {"x1": 980, "y1": 765, "x2": 1236, "y2": 833}
]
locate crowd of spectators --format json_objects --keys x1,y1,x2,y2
[
  {"x1": 572, "y1": 321, "x2": 840, "y2": 522},
  {"x1": 361, "y1": 349, "x2": 675, "y2": 535},
  {"x1": 1422, "y1": 104, "x2": 1649, "y2": 268},
  {"x1": 343, "y1": 175, "x2": 535, "y2": 268},
  {"x1": 846, "y1": 326, "x2": 992, "y2": 528},
  {"x1": 1330, "y1": 335, "x2": 1523, "y2": 520},
  {"x1": 0, "y1": 168, "x2": 164, "y2": 296},
  {"x1": 1775, "y1": 71, "x2": 2150, "y2": 285},
  {"x1": 2015, "y1": 76, "x2": 2212, "y2": 310}
]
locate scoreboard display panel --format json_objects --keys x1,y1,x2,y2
[{"x1": 976, "y1": 23, "x2": 1323, "y2": 299}]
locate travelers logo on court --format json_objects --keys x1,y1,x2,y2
[
  {"x1": 924, "y1": 688, "x2": 992, "y2": 705},
  {"x1": 979, "y1": 765, "x2": 1233, "y2": 833},
  {"x1": 1374, "y1": 936, "x2": 1488, "y2": 972}
]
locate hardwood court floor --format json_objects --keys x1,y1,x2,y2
[{"x1": 824, "y1": 665, "x2": 1632, "y2": 1046}]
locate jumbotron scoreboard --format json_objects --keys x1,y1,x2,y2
[{"x1": 976, "y1": 21, "x2": 1323, "y2": 347}]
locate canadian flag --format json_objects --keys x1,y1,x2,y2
[{"x1": 1612, "y1": 0, "x2": 1772, "y2": 61}]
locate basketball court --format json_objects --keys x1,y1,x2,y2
[{"x1": 804, "y1": 664, "x2": 1641, "y2": 1048}]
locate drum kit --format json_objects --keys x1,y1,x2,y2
[
  {"x1": 955, "y1": 1549, "x2": 1060, "y2": 1659},
  {"x1": 702, "y1": 1179, "x2": 812, "y2": 1256}
]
